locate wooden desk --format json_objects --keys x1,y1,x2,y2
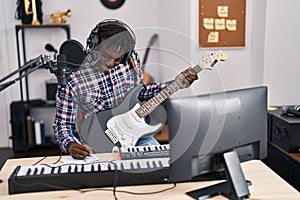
[{"x1": 0, "y1": 154, "x2": 299, "y2": 200}]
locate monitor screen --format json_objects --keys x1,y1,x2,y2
[{"x1": 166, "y1": 86, "x2": 268, "y2": 197}]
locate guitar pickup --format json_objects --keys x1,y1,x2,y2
[{"x1": 104, "y1": 128, "x2": 120, "y2": 145}]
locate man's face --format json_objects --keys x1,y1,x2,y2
[{"x1": 99, "y1": 49, "x2": 125, "y2": 70}]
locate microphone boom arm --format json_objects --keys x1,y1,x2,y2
[{"x1": 0, "y1": 55, "x2": 51, "y2": 92}]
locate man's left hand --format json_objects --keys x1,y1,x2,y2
[{"x1": 176, "y1": 66, "x2": 198, "y2": 88}]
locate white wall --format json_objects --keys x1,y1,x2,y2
[
  {"x1": 263, "y1": 0, "x2": 300, "y2": 106},
  {"x1": 0, "y1": 0, "x2": 299, "y2": 147}
]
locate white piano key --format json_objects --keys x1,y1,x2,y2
[
  {"x1": 122, "y1": 160, "x2": 132, "y2": 170},
  {"x1": 83, "y1": 164, "x2": 92, "y2": 172},
  {"x1": 53, "y1": 167, "x2": 59, "y2": 174},
  {"x1": 93, "y1": 163, "x2": 99, "y2": 171},
  {"x1": 42, "y1": 165, "x2": 52, "y2": 175},
  {"x1": 29, "y1": 166, "x2": 38, "y2": 175},
  {"x1": 146, "y1": 159, "x2": 155, "y2": 168},
  {"x1": 60, "y1": 165, "x2": 70, "y2": 173},
  {"x1": 100, "y1": 162, "x2": 109, "y2": 171},
  {"x1": 109, "y1": 162, "x2": 115, "y2": 170},
  {"x1": 69, "y1": 165, "x2": 76, "y2": 173},
  {"x1": 137, "y1": 159, "x2": 148, "y2": 169},
  {"x1": 76, "y1": 165, "x2": 82, "y2": 172},
  {"x1": 114, "y1": 160, "x2": 123, "y2": 170},
  {"x1": 130, "y1": 159, "x2": 139, "y2": 169},
  {"x1": 160, "y1": 158, "x2": 170, "y2": 167},
  {"x1": 17, "y1": 166, "x2": 30, "y2": 176},
  {"x1": 35, "y1": 165, "x2": 44, "y2": 175},
  {"x1": 153, "y1": 159, "x2": 162, "y2": 168}
]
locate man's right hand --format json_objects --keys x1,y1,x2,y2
[{"x1": 67, "y1": 142, "x2": 92, "y2": 159}]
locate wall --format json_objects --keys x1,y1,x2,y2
[{"x1": 263, "y1": 0, "x2": 300, "y2": 105}]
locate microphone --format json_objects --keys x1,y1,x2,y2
[
  {"x1": 45, "y1": 43, "x2": 58, "y2": 60},
  {"x1": 55, "y1": 39, "x2": 86, "y2": 86},
  {"x1": 56, "y1": 54, "x2": 68, "y2": 86},
  {"x1": 59, "y1": 39, "x2": 86, "y2": 71},
  {"x1": 281, "y1": 106, "x2": 300, "y2": 118},
  {"x1": 45, "y1": 43, "x2": 58, "y2": 54}
]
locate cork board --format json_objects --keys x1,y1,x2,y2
[{"x1": 199, "y1": 0, "x2": 246, "y2": 48}]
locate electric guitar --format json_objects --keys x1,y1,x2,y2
[{"x1": 80, "y1": 51, "x2": 227, "y2": 153}]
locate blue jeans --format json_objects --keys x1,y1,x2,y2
[{"x1": 137, "y1": 136, "x2": 160, "y2": 146}]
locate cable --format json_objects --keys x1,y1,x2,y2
[
  {"x1": 52, "y1": 150, "x2": 63, "y2": 165},
  {"x1": 31, "y1": 149, "x2": 63, "y2": 166},
  {"x1": 112, "y1": 161, "x2": 118, "y2": 200},
  {"x1": 80, "y1": 182, "x2": 177, "y2": 195},
  {"x1": 32, "y1": 156, "x2": 47, "y2": 166}
]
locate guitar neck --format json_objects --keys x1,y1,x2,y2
[{"x1": 136, "y1": 64, "x2": 202, "y2": 118}]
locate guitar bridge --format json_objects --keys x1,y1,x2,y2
[{"x1": 104, "y1": 128, "x2": 119, "y2": 144}]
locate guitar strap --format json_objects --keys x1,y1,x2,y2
[
  {"x1": 128, "y1": 56, "x2": 139, "y2": 75},
  {"x1": 128, "y1": 56, "x2": 144, "y2": 84}
]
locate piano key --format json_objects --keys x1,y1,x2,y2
[
  {"x1": 83, "y1": 164, "x2": 92, "y2": 172},
  {"x1": 42, "y1": 165, "x2": 52, "y2": 175},
  {"x1": 93, "y1": 163, "x2": 99, "y2": 171},
  {"x1": 53, "y1": 167, "x2": 59, "y2": 174},
  {"x1": 60, "y1": 165, "x2": 70, "y2": 173},
  {"x1": 139, "y1": 159, "x2": 148, "y2": 169},
  {"x1": 122, "y1": 160, "x2": 132, "y2": 170},
  {"x1": 76, "y1": 165, "x2": 82, "y2": 172},
  {"x1": 130, "y1": 160, "x2": 139, "y2": 169},
  {"x1": 17, "y1": 166, "x2": 30, "y2": 176},
  {"x1": 108, "y1": 162, "x2": 115, "y2": 170},
  {"x1": 35, "y1": 165, "x2": 44, "y2": 175},
  {"x1": 147, "y1": 160, "x2": 154, "y2": 168},
  {"x1": 160, "y1": 158, "x2": 170, "y2": 168},
  {"x1": 100, "y1": 162, "x2": 109, "y2": 171}
]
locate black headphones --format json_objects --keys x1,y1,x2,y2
[
  {"x1": 86, "y1": 19, "x2": 136, "y2": 63},
  {"x1": 281, "y1": 105, "x2": 300, "y2": 118}
]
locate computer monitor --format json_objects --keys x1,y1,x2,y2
[{"x1": 166, "y1": 86, "x2": 268, "y2": 199}]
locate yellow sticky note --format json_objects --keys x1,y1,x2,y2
[
  {"x1": 215, "y1": 18, "x2": 226, "y2": 30},
  {"x1": 226, "y1": 19, "x2": 237, "y2": 31},
  {"x1": 207, "y1": 31, "x2": 219, "y2": 43},
  {"x1": 217, "y1": 6, "x2": 229, "y2": 18},
  {"x1": 203, "y1": 18, "x2": 214, "y2": 30}
]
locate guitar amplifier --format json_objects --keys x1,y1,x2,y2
[{"x1": 268, "y1": 106, "x2": 300, "y2": 153}]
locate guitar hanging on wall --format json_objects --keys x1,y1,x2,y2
[
  {"x1": 80, "y1": 51, "x2": 228, "y2": 153},
  {"x1": 142, "y1": 34, "x2": 159, "y2": 84}
]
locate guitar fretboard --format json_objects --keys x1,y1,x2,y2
[
  {"x1": 135, "y1": 51, "x2": 226, "y2": 118},
  {"x1": 136, "y1": 64, "x2": 202, "y2": 118}
]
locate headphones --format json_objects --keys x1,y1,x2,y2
[
  {"x1": 281, "y1": 105, "x2": 300, "y2": 118},
  {"x1": 86, "y1": 19, "x2": 136, "y2": 63}
]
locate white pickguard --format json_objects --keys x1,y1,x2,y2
[{"x1": 105, "y1": 103, "x2": 163, "y2": 147}]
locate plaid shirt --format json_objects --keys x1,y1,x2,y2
[{"x1": 53, "y1": 51, "x2": 168, "y2": 153}]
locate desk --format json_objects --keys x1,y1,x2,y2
[{"x1": 0, "y1": 154, "x2": 299, "y2": 200}]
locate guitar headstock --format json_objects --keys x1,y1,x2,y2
[
  {"x1": 199, "y1": 51, "x2": 228, "y2": 70},
  {"x1": 148, "y1": 34, "x2": 159, "y2": 46}
]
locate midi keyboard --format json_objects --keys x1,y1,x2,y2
[
  {"x1": 119, "y1": 144, "x2": 170, "y2": 160},
  {"x1": 8, "y1": 157, "x2": 170, "y2": 194}
]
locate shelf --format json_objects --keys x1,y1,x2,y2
[{"x1": 15, "y1": 24, "x2": 70, "y2": 102}]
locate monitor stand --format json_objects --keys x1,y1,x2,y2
[{"x1": 186, "y1": 151, "x2": 251, "y2": 200}]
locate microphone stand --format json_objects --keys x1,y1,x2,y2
[{"x1": 0, "y1": 55, "x2": 51, "y2": 93}]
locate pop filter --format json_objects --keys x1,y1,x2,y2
[{"x1": 59, "y1": 39, "x2": 86, "y2": 71}]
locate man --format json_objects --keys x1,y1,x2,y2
[{"x1": 53, "y1": 19, "x2": 198, "y2": 159}]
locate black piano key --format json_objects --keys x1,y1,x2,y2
[
  {"x1": 26, "y1": 168, "x2": 32, "y2": 176},
  {"x1": 40, "y1": 167, "x2": 45, "y2": 175},
  {"x1": 33, "y1": 167, "x2": 38, "y2": 175}
]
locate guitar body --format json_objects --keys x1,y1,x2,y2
[
  {"x1": 79, "y1": 86, "x2": 167, "y2": 153},
  {"x1": 143, "y1": 72, "x2": 154, "y2": 84}
]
